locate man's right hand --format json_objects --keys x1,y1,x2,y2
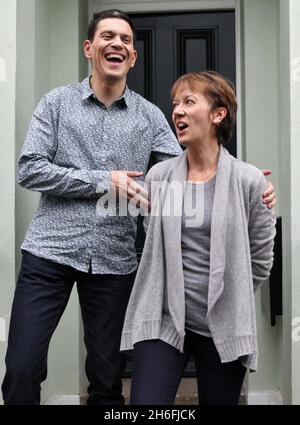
[{"x1": 111, "y1": 171, "x2": 150, "y2": 210}]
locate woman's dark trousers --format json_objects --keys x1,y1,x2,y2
[{"x1": 130, "y1": 331, "x2": 247, "y2": 405}]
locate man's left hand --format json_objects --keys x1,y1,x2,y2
[{"x1": 262, "y1": 169, "x2": 276, "y2": 209}]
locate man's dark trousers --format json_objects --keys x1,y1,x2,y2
[{"x1": 1, "y1": 250, "x2": 135, "y2": 405}]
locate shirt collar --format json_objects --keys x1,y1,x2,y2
[
  {"x1": 80, "y1": 76, "x2": 130, "y2": 107},
  {"x1": 81, "y1": 76, "x2": 94, "y2": 100}
]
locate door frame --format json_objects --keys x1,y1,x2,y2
[{"x1": 90, "y1": 0, "x2": 242, "y2": 159}]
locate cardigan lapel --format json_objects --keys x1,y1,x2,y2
[
  {"x1": 162, "y1": 151, "x2": 187, "y2": 256},
  {"x1": 161, "y1": 152, "x2": 188, "y2": 336},
  {"x1": 207, "y1": 146, "x2": 232, "y2": 315}
]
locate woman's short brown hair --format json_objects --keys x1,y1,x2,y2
[{"x1": 171, "y1": 71, "x2": 237, "y2": 145}]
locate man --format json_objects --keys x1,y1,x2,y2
[{"x1": 2, "y1": 9, "x2": 275, "y2": 405}]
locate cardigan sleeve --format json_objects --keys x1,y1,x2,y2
[
  {"x1": 142, "y1": 165, "x2": 166, "y2": 233},
  {"x1": 248, "y1": 173, "x2": 276, "y2": 292}
]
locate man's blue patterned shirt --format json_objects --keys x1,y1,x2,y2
[{"x1": 19, "y1": 77, "x2": 181, "y2": 274}]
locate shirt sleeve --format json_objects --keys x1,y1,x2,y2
[
  {"x1": 18, "y1": 95, "x2": 111, "y2": 199},
  {"x1": 150, "y1": 106, "x2": 182, "y2": 162},
  {"x1": 248, "y1": 173, "x2": 277, "y2": 292}
]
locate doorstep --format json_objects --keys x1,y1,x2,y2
[{"x1": 122, "y1": 378, "x2": 198, "y2": 405}]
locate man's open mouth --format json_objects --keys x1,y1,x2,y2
[{"x1": 105, "y1": 53, "x2": 125, "y2": 63}]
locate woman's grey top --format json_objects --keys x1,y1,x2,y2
[{"x1": 182, "y1": 178, "x2": 216, "y2": 338}]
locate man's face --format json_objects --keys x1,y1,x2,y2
[{"x1": 84, "y1": 18, "x2": 137, "y2": 83}]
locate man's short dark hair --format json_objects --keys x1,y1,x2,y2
[{"x1": 87, "y1": 9, "x2": 136, "y2": 42}]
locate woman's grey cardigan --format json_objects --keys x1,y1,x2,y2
[{"x1": 120, "y1": 146, "x2": 276, "y2": 371}]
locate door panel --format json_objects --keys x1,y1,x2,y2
[
  {"x1": 127, "y1": 11, "x2": 236, "y2": 156},
  {"x1": 132, "y1": 30, "x2": 155, "y2": 100}
]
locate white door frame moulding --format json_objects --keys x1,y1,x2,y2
[
  {"x1": 90, "y1": 0, "x2": 236, "y2": 15},
  {"x1": 89, "y1": 0, "x2": 242, "y2": 159}
]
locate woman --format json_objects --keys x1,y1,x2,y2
[{"x1": 120, "y1": 71, "x2": 276, "y2": 405}]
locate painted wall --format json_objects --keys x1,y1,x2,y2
[
  {"x1": 275, "y1": 0, "x2": 300, "y2": 405},
  {"x1": 289, "y1": 0, "x2": 300, "y2": 406},
  {"x1": 242, "y1": 0, "x2": 281, "y2": 394},
  {"x1": 278, "y1": 0, "x2": 292, "y2": 404},
  {"x1": 0, "y1": 0, "x2": 17, "y2": 406}
]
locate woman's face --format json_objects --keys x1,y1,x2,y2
[{"x1": 172, "y1": 82, "x2": 216, "y2": 147}]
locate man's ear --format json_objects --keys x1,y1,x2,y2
[
  {"x1": 130, "y1": 49, "x2": 138, "y2": 68},
  {"x1": 83, "y1": 40, "x2": 92, "y2": 60},
  {"x1": 212, "y1": 107, "x2": 227, "y2": 125}
]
